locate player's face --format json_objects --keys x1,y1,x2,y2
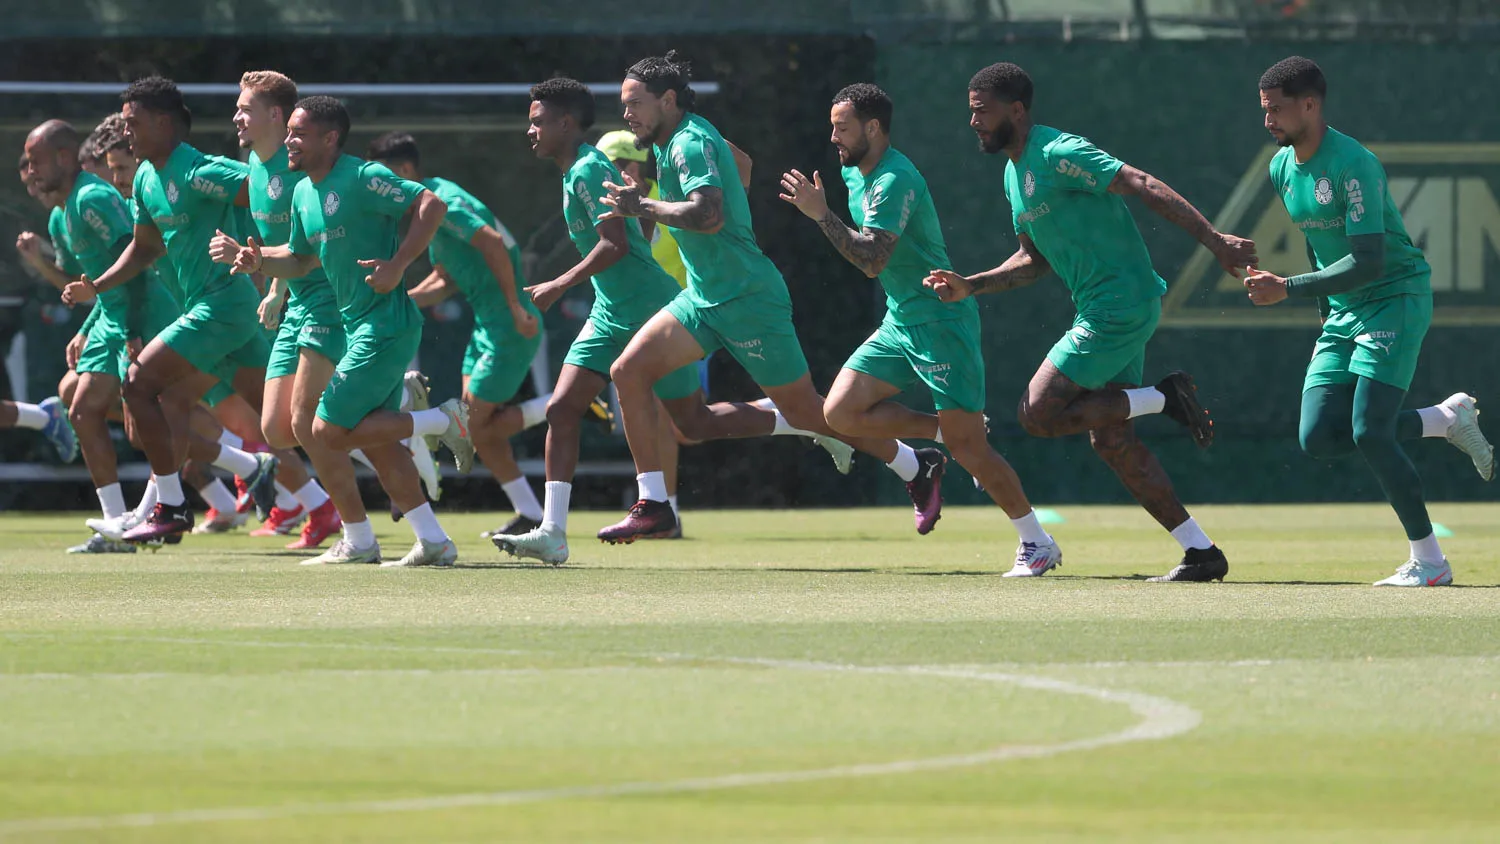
[
  {"x1": 80, "y1": 155, "x2": 109, "y2": 181},
  {"x1": 234, "y1": 90, "x2": 278, "y2": 149},
  {"x1": 1260, "y1": 87, "x2": 1309, "y2": 147},
  {"x1": 829, "y1": 102, "x2": 872, "y2": 167},
  {"x1": 285, "y1": 109, "x2": 335, "y2": 172},
  {"x1": 621, "y1": 79, "x2": 664, "y2": 146},
  {"x1": 527, "y1": 100, "x2": 568, "y2": 159},
  {"x1": 22, "y1": 136, "x2": 66, "y2": 194},
  {"x1": 18, "y1": 162, "x2": 39, "y2": 199},
  {"x1": 968, "y1": 89, "x2": 1017, "y2": 154},
  {"x1": 105, "y1": 148, "x2": 137, "y2": 197},
  {"x1": 121, "y1": 102, "x2": 170, "y2": 161}
]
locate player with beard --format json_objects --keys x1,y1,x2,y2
[
  {"x1": 598, "y1": 52, "x2": 936, "y2": 543},
  {"x1": 781, "y1": 83, "x2": 1061, "y2": 575},
  {"x1": 1245, "y1": 56, "x2": 1493, "y2": 587},
  {"x1": 924, "y1": 62, "x2": 1256, "y2": 582}
]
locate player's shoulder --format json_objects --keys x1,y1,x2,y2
[
  {"x1": 878, "y1": 148, "x2": 927, "y2": 188},
  {"x1": 1268, "y1": 145, "x2": 1295, "y2": 177},
  {"x1": 1038, "y1": 126, "x2": 1105, "y2": 161},
  {"x1": 1327, "y1": 128, "x2": 1382, "y2": 171}
]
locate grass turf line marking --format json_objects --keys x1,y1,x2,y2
[{"x1": 0, "y1": 652, "x2": 1201, "y2": 835}]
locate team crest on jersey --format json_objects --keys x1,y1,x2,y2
[
  {"x1": 323, "y1": 191, "x2": 340, "y2": 216},
  {"x1": 1023, "y1": 170, "x2": 1036, "y2": 197},
  {"x1": 1314, "y1": 177, "x2": 1334, "y2": 205},
  {"x1": 165, "y1": 180, "x2": 179, "y2": 204},
  {"x1": 267, "y1": 175, "x2": 283, "y2": 200}
]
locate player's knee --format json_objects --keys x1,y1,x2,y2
[
  {"x1": 311, "y1": 419, "x2": 347, "y2": 451},
  {"x1": 1299, "y1": 424, "x2": 1343, "y2": 459},
  {"x1": 1088, "y1": 426, "x2": 1135, "y2": 463},
  {"x1": 1017, "y1": 399, "x2": 1055, "y2": 438},
  {"x1": 1350, "y1": 417, "x2": 1394, "y2": 452},
  {"x1": 544, "y1": 397, "x2": 579, "y2": 430},
  {"x1": 821, "y1": 396, "x2": 860, "y2": 437}
]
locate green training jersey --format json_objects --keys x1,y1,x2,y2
[
  {"x1": 1269, "y1": 127, "x2": 1430, "y2": 312},
  {"x1": 1004, "y1": 125, "x2": 1166, "y2": 313},
  {"x1": 248, "y1": 147, "x2": 339, "y2": 322},
  {"x1": 53, "y1": 173, "x2": 174, "y2": 339},
  {"x1": 843, "y1": 147, "x2": 973, "y2": 326},
  {"x1": 423, "y1": 176, "x2": 539, "y2": 333},
  {"x1": 287, "y1": 155, "x2": 423, "y2": 337},
  {"x1": 132, "y1": 143, "x2": 258, "y2": 305},
  {"x1": 127, "y1": 196, "x2": 184, "y2": 310},
  {"x1": 653, "y1": 113, "x2": 787, "y2": 308},
  {"x1": 563, "y1": 144, "x2": 683, "y2": 327}
]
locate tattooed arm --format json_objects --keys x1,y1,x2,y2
[
  {"x1": 815, "y1": 212, "x2": 898, "y2": 278},
  {"x1": 923, "y1": 235, "x2": 1050, "y2": 302},
  {"x1": 601, "y1": 181, "x2": 725, "y2": 234},
  {"x1": 1108, "y1": 164, "x2": 1257, "y2": 276}
]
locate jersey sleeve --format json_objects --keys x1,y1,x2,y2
[
  {"x1": 287, "y1": 187, "x2": 313, "y2": 257},
  {"x1": 571, "y1": 159, "x2": 618, "y2": 231},
  {"x1": 78, "y1": 183, "x2": 134, "y2": 246},
  {"x1": 131, "y1": 173, "x2": 152, "y2": 226},
  {"x1": 358, "y1": 162, "x2": 428, "y2": 219},
  {"x1": 48, "y1": 212, "x2": 83, "y2": 276},
  {"x1": 671, "y1": 132, "x2": 724, "y2": 197},
  {"x1": 1045, "y1": 134, "x2": 1122, "y2": 195},
  {"x1": 189, "y1": 155, "x2": 250, "y2": 204},
  {"x1": 1339, "y1": 152, "x2": 1386, "y2": 238},
  {"x1": 437, "y1": 191, "x2": 488, "y2": 243},
  {"x1": 860, "y1": 169, "x2": 919, "y2": 236}
]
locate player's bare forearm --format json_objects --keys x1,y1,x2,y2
[
  {"x1": 472, "y1": 226, "x2": 521, "y2": 308},
  {"x1": 560, "y1": 223, "x2": 629, "y2": 288},
  {"x1": 407, "y1": 269, "x2": 454, "y2": 309},
  {"x1": 816, "y1": 211, "x2": 896, "y2": 278},
  {"x1": 30, "y1": 258, "x2": 73, "y2": 291},
  {"x1": 1110, "y1": 165, "x2": 1216, "y2": 246},
  {"x1": 969, "y1": 247, "x2": 1049, "y2": 295},
  {"x1": 391, "y1": 193, "x2": 448, "y2": 273},
  {"x1": 637, "y1": 188, "x2": 724, "y2": 234},
  {"x1": 256, "y1": 245, "x2": 319, "y2": 280},
  {"x1": 91, "y1": 235, "x2": 162, "y2": 294}
]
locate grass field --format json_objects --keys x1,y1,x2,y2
[{"x1": 1, "y1": 503, "x2": 1498, "y2": 842}]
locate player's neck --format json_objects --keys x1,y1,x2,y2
[
  {"x1": 1004, "y1": 120, "x2": 1032, "y2": 164},
  {"x1": 250, "y1": 132, "x2": 285, "y2": 164},
  {"x1": 554, "y1": 139, "x2": 582, "y2": 171},
  {"x1": 57, "y1": 168, "x2": 80, "y2": 198},
  {"x1": 1293, "y1": 122, "x2": 1329, "y2": 165},
  {"x1": 857, "y1": 138, "x2": 890, "y2": 176},
  {"x1": 147, "y1": 135, "x2": 183, "y2": 170},
  {"x1": 652, "y1": 111, "x2": 688, "y2": 147},
  {"x1": 304, "y1": 158, "x2": 336, "y2": 183}
]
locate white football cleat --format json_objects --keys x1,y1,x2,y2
[
  {"x1": 86, "y1": 511, "x2": 141, "y2": 541},
  {"x1": 300, "y1": 538, "x2": 382, "y2": 566},
  {"x1": 812, "y1": 434, "x2": 855, "y2": 475},
  {"x1": 1003, "y1": 539, "x2": 1063, "y2": 577},
  {"x1": 382, "y1": 537, "x2": 458, "y2": 567},
  {"x1": 433, "y1": 398, "x2": 476, "y2": 474},
  {"x1": 67, "y1": 533, "x2": 138, "y2": 554},
  {"x1": 1374, "y1": 558, "x2": 1453, "y2": 587},
  {"x1": 493, "y1": 524, "x2": 569, "y2": 566},
  {"x1": 1441, "y1": 393, "x2": 1495, "y2": 482}
]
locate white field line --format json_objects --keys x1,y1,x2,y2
[{"x1": 0, "y1": 647, "x2": 1202, "y2": 836}]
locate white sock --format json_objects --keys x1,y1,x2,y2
[
  {"x1": 295, "y1": 480, "x2": 330, "y2": 511},
  {"x1": 133, "y1": 478, "x2": 158, "y2": 521},
  {"x1": 886, "y1": 442, "x2": 920, "y2": 482},
  {"x1": 410, "y1": 408, "x2": 449, "y2": 438},
  {"x1": 1011, "y1": 510, "x2": 1051, "y2": 545},
  {"x1": 1125, "y1": 387, "x2": 1166, "y2": 419},
  {"x1": 933, "y1": 428, "x2": 945, "y2": 445},
  {"x1": 199, "y1": 478, "x2": 237, "y2": 514},
  {"x1": 1169, "y1": 517, "x2": 1214, "y2": 551},
  {"x1": 753, "y1": 397, "x2": 775, "y2": 410},
  {"x1": 669, "y1": 494, "x2": 680, "y2": 518},
  {"x1": 636, "y1": 471, "x2": 669, "y2": 502},
  {"x1": 97, "y1": 483, "x2": 126, "y2": 519},
  {"x1": 542, "y1": 480, "x2": 572, "y2": 532},
  {"x1": 275, "y1": 482, "x2": 298, "y2": 510},
  {"x1": 520, "y1": 394, "x2": 551, "y2": 429},
  {"x1": 770, "y1": 409, "x2": 813, "y2": 437},
  {"x1": 404, "y1": 502, "x2": 448, "y2": 544},
  {"x1": 399, "y1": 385, "x2": 413, "y2": 412},
  {"x1": 350, "y1": 448, "x2": 376, "y2": 471},
  {"x1": 213, "y1": 444, "x2": 259, "y2": 478},
  {"x1": 218, "y1": 429, "x2": 244, "y2": 451},
  {"x1": 1417, "y1": 405, "x2": 1456, "y2": 438},
  {"x1": 343, "y1": 518, "x2": 376, "y2": 549},
  {"x1": 155, "y1": 472, "x2": 185, "y2": 507},
  {"x1": 501, "y1": 476, "x2": 544, "y2": 520},
  {"x1": 14, "y1": 402, "x2": 48, "y2": 430},
  {"x1": 1410, "y1": 532, "x2": 1445, "y2": 564}
]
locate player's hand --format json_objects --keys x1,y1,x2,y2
[
  {"x1": 1244, "y1": 268, "x2": 1288, "y2": 306},
  {"x1": 209, "y1": 229, "x2": 245, "y2": 266},
  {"x1": 525, "y1": 279, "x2": 569, "y2": 312},
  {"x1": 258, "y1": 289, "x2": 285, "y2": 331},
  {"x1": 358, "y1": 258, "x2": 403, "y2": 294},
  {"x1": 1211, "y1": 232, "x2": 1258, "y2": 279},
  {"x1": 62, "y1": 278, "x2": 96, "y2": 305},
  {"x1": 15, "y1": 231, "x2": 45, "y2": 266},
  {"x1": 922, "y1": 269, "x2": 974, "y2": 303},
  {"x1": 65, "y1": 332, "x2": 85, "y2": 369},
  {"x1": 778, "y1": 169, "x2": 829, "y2": 220},
  {"x1": 599, "y1": 179, "x2": 644, "y2": 219},
  {"x1": 512, "y1": 302, "x2": 540, "y2": 339},
  {"x1": 126, "y1": 337, "x2": 143, "y2": 362}
]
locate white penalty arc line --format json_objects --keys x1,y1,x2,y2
[{"x1": 0, "y1": 655, "x2": 1201, "y2": 836}]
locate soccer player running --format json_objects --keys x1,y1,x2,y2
[
  {"x1": 232, "y1": 70, "x2": 344, "y2": 549},
  {"x1": 211, "y1": 96, "x2": 469, "y2": 567},
  {"x1": 925, "y1": 63, "x2": 1258, "y2": 582},
  {"x1": 1245, "y1": 57, "x2": 1494, "y2": 587},
  {"x1": 780, "y1": 84, "x2": 1061, "y2": 576},
  {"x1": 492, "y1": 76, "x2": 706, "y2": 564},
  {"x1": 599, "y1": 52, "x2": 934, "y2": 542},
  {"x1": 365, "y1": 131, "x2": 553, "y2": 538}
]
